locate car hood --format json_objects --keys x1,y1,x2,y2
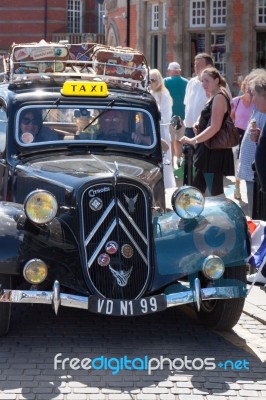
[{"x1": 14, "y1": 153, "x2": 163, "y2": 202}]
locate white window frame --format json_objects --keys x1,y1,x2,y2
[
  {"x1": 211, "y1": 0, "x2": 226, "y2": 27},
  {"x1": 68, "y1": 0, "x2": 83, "y2": 33},
  {"x1": 257, "y1": 0, "x2": 266, "y2": 25},
  {"x1": 163, "y1": 2, "x2": 167, "y2": 30},
  {"x1": 151, "y1": 3, "x2": 159, "y2": 30},
  {"x1": 98, "y1": 3, "x2": 105, "y2": 34},
  {"x1": 190, "y1": 0, "x2": 206, "y2": 27}
]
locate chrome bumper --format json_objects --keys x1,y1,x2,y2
[{"x1": 0, "y1": 278, "x2": 246, "y2": 315}]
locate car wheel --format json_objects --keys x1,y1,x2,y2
[
  {"x1": 197, "y1": 265, "x2": 246, "y2": 331},
  {"x1": 0, "y1": 274, "x2": 12, "y2": 337}
]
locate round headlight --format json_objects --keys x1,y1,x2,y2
[
  {"x1": 171, "y1": 186, "x2": 204, "y2": 219},
  {"x1": 202, "y1": 255, "x2": 225, "y2": 280},
  {"x1": 24, "y1": 190, "x2": 58, "y2": 224},
  {"x1": 23, "y1": 259, "x2": 48, "y2": 284}
]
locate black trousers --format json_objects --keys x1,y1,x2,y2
[{"x1": 193, "y1": 170, "x2": 224, "y2": 196}]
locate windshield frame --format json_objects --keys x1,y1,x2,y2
[{"x1": 16, "y1": 105, "x2": 157, "y2": 150}]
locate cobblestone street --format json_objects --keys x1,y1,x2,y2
[{"x1": 0, "y1": 301, "x2": 266, "y2": 400}]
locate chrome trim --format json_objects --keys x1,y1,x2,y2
[
  {"x1": 85, "y1": 199, "x2": 115, "y2": 246},
  {"x1": 0, "y1": 280, "x2": 245, "y2": 314},
  {"x1": 194, "y1": 277, "x2": 201, "y2": 312},
  {"x1": 118, "y1": 200, "x2": 148, "y2": 244}
]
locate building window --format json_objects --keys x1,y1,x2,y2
[
  {"x1": 98, "y1": 4, "x2": 105, "y2": 34},
  {"x1": 211, "y1": 0, "x2": 226, "y2": 26},
  {"x1": 152, "y1": 4, "x2": 159, "y2": 30},
  {"x1": 163, "y1": 3, "x2": 167, "y2": 30},
  {"x1": 211, "y1": 32, "x2": 226, "y2": 75},
  {"x1": 151, "y1": 35, "x2": 158, "y2": 67},
  {"x1": 190, "y1": 0, "x2": 206, "y2": 27},
  {"x1": 257, "y1": 0, "x2": 266, "y2": 25},
  {"x1": 257, "y1": 32, "x2": 266, "y2": 65},
  {"x1": 68, "y1": 0, "x2": 83, "y2": 33}
]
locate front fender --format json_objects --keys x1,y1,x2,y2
[
  {"x1": 152, "y1": 198, "x2": 250, "y2": 290},
  {"x1": 0, "y1": 202, "x2": 24, "y2": 274}
]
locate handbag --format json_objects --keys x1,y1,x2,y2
[
  {"x1": 204, "y1": 97, "x2": 240, "y2": 150},
  {"x1": 169, "y1": 115, "x2": 184, "y2": 141}
]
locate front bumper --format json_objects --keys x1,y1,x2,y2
[{"x1": 0, "y1": 279, "x2": 247, "y2": 316}]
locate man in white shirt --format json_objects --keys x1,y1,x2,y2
[{"x1": 183, "y1": 53, "x2": 214, "y2": 138}]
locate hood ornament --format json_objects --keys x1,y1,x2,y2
[
  {"x1": 109, "y1": 265, "x2": 133, "y2": 287},
  {"x1": 113, "y1": 161, "x2": 120, "y2": 183},
  {"x1": 123, "y1": 193, "x2": 138, "y2": 213}
]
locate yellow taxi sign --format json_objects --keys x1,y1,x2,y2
[{"x1": 61, "y1": 81, "x2": 108, "y2": 97}]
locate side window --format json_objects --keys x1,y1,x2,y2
[{"x1": 0, "y1": 106, "x2": 7, "y2": 152}]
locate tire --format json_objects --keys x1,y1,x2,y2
[
  {"x1": 0, "y1": 274, "x2": 12, "y2": 337},
  {"x1": 197, "y1": 265, "x2": 246, "y2": 331}
]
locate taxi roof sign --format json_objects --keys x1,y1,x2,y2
[{"x1": 61, "y1": 81, "x2": 108, "y2": 97}]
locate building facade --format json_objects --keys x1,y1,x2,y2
[
  {"x1": 0, "y1": 0, "x2": 103, "y2": 51},
  {"x1": 104, "y1": 0, "x2": 266, "y2": 94}
]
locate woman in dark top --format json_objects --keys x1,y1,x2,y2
[{"x1": 180, "y1": 67, "x2": 234, "y2": 196}]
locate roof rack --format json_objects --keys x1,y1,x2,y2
[{"x1": 2, "y1": 40, "x2": 150, "y2": 90}]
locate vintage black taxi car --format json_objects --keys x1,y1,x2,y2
[{"x1": 0, "y1": 41, "x2": 250, "y2": 335}]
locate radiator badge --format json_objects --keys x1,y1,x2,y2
[
  {"x1": 98, "y1": 253, "x2": 110, "y2": 267},
  {"x1": 123, "y1": 193, "x2": 139, "y2": 213},
  {"x1": 89, "y1": 197, "x2": 103, "y2": 211},
  {"x1": 109, "y1": 265, "x2": 133, "y2": 287},
  {"x1": 105, "y1": 241, "x2": 118, "y2": 255},
  {"x1": 121, "y1": 244, "x2": 134, "y2": 258}
]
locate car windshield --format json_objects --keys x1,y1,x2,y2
[{"x1": 16, "y1": 106, "x2": 155, "y2": 148}]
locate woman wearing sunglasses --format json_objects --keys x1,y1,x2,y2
[
  {"x1": 149, "y1": 68, "x2": 176, "y2": 190},
  {"x1": 19, "y1": 109, "x2": 59, "y2": 143}
]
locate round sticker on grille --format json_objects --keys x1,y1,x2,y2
[
  {"x1": 121, "y1": 244, "x2": 134, "y2": 258},
  {"x1": 105, "y1": 241, "x2": 118, "y2": 255},
  {"x1": 97, "y1": 253, "x2": 110, "y2": 267},
  {"x1": 89, "y1": 197, "x2": 103, "y2": 211}
]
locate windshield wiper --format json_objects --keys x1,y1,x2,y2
[
  {"x1": 82, "y1": 99, "x2": 115, "y2": 131},
  {"x1": 35, "y1": 98, "x2": 61, "y2": 137}
]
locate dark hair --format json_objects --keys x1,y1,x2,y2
[
  {"x1": 20, "y1": 108, "x2": 42, "y2": 125},
  {"x1": 195, "y1": 53, "x2": 214, "y2": 67},
  {"x1": 201, "y1": 67, "x2": 227, "y2": 88}
]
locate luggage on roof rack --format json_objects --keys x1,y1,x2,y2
[
  {"x1": 91, "y1": 45, "x2": 148, "y2": 83},
  {"x1": 2, "y1": 40, "x2": 150, "y2": 90},
  {"x1": 5, "y1": 41, "x2": 70, "y2": 79}
]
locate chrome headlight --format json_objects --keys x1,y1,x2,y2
[
  {"x1": 202, "y1": 255, "x2": 225, "y2": 280},
  {"x1": 24, "y1": 190, "x2": 58, "y2": 224},
  {"x1": 171, "y1": 186, "x2": 204, "y2": 219},
  {"x1": 23, "y1": 259, "x2": 48, "y2": 284}
]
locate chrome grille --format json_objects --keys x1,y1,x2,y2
[{"x1": 82, "y1": 183, "x2": 151, "y2": 299}]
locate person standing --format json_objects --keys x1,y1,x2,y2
[
  {"x1": 164, "y1": 62, "x2": 188, "y2": 166},
  {"x1": 183, "y1": 53, "x2": 214, "y2": 139},
  {"x1": 231, "y1": 75, "x2": 254, "y2": 200},
  {"x1": 242, "y1": 71, "x2": 266, "y2": 284},
  {"x1": 180, "y1": 67, "x2": 234, "y2": 197},
  {"x1": 150, "y1": 68, "x2": 176, "y2": 189}
]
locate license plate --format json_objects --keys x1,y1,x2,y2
[{"x1": 88, "y1": 294, "x2": 167, "y2": 316}]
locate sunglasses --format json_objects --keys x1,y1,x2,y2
[{"x1": 21, "y1": 118, "x2": 39, "y2": 125}]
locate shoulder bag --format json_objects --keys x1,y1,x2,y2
[{"x1": 204, "y1": 94, "x2": 240, "y2": 150}]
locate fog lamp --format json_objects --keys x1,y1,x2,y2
[
  {"x1": 202, "y1": 255, "x2": 225, "y2": 280},
  {"x1": 23, "y1": 259, "x2": 48, "y2": 284},
  {"x1": 24, "y1": 190, "x2": 58, "y2": 224},
  {"x1": 171, "y1": 186, "x2": 204, "y2": 219}
]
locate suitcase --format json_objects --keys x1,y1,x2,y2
[
  {"x1": 9, "y1": 41, "x2": 69, "y2": 75},
  {"x1": 92, "y1": 45, "x2": 148, "y2": 82},
  {"x1": 68, "y1": 43, "x2": 97, "y2": 62}
]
